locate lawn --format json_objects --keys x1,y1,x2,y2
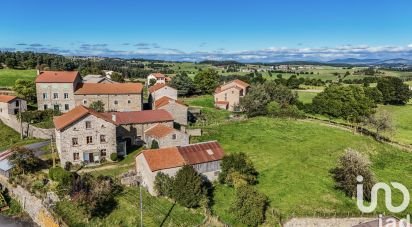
[
  {"x1": 0, "y1": 69, "x2": 37, "y2": 88},
  {"x1": 195, "y1": 117, "x2": 412, "y2": 225},
  {"x1": 378, "y1": 104, "x2": 412, "y2": 145},
  {"x1": 296, "y1": 90, "x2": 319, "y2": 104},
  {"x1": 0, "y1": 121, "x2": 42, "y2": 151},
  {"x1": 55, "y1": 187, "x2": 204, "y2": 226},
  {"x1": 182, "y1": 95, "x2": 215, "y2": 108}
]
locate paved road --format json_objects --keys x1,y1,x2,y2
[{"x1": 0, "y1": 141, "x2": 50, "y2": 158}]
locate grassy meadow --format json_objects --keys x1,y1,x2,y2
[
  {"x1": 0, "y1": 69, "x2": 37, "y2": 88},
  {"x1": 378, "y1": 104, "x2": 412, "y2": 145},
  {"x1": 195, "y1": 117, "x2": 412, "y2": 225}
]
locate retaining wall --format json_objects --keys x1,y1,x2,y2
[{"x1": 0, "y1": 115, "x2": 54, "y2": 139}]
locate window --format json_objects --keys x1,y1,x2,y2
[
  {"x1": 83, "y1": 100, "x2": 87, "y2": 105},
  {"x1": 114, "y1": 100, "x2": 118, "y2": 105},
  {"x1": 42, "y1": 93, "x2": 48, "y2": 99},
  {"x1": 54, "y1": 105, "x2": 59, "y2": 111},
  {"x1": 85, "y1": 121, "x2": 91, "y2": 129},
  {"x1": 0, "y1": 108, "x2": 2, "y2": 113},
  {"x1": 44, "y1": 104, "x2": 48, "y2": 110},
  {"x1": 53, "y1": 93, "x2": 59, "y2": 99},
  {"x1": 172, "y1": 134, "x2": 177, "y2": 140},
  {"x1": 100, "y1": 135, "x2": 106, "y2": 143},
  {"x1": 73, "y1": 153, "x2": 80, "y2": 161},
  {"x1": 224, "y1": 93, "x2": 227, "y2": 101},
  {"x1": 100, "y1": 149, "x2": 107, "y2": 157},
  {"x1": 86, "y1": 136, "x2": 93, "y2": 144},
  {"x1": 65, "y1": 104, "x2": 69, "y2": 111},
  {"x1": 15, "y1": 100, "x2": 20, "y2": 107},
  {"x1": 72, "y1": 138, "x2": 78, "y2": 146},
  {"x1": 64, "y1": 93, "x2": 69, "y2": 99},
  {"x1": 128, "y1": 100, "x2": 131, "y2": 104}
]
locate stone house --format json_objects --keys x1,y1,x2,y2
[
  {"x1": 148, "y1": 84, "x2": 178, "y2": 104},
  {"x1": 53, "y1": 105, "x2": 118, "y2": 166},
  {"x1": 35, "y1": 71, "x2": 82, "y2": 112},
  {"x1": 154, "y1": 96, "x2": 188, "y2": 126},
  {"x1": 214, "y1": 79, "x2": 250, "y2": 111},
  {"x1": 135, "y1": 141, "x2": 224, "y2": 195},
  {"x1": 0, "y1": 95, "x2": 27, "y2": 119},
  {"x1": 74, "y1": 83, "x2": 143, "y2": 112},
  {"x1": 144, "y1": 124, "x2": 189, "y2": 148},
  {"x1": 147, "y1": 73, "x2": 166, "y2": 86},
  {"x1": 102, "y1": 109, "x2": 174, "y2": 147}
]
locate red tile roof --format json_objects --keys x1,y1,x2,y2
[
  {"x1": 75, "y1": 83, "x2": 143, "y2": 95},
  {"x1": 214, "y1": 79, "x2": 250, "y2": 94},
  {"x1": 35, "y1": 71, "x2": 80, "y2": 83},
  {"x1": 154, "y1": 96, "x2": 186, "y2": 109},
  {"x1": 144, "y1": 124, "x2": 176, "y2": 139},
  {"x1": 0, "y1": 95, "x2": 17, "y2": 103},
  {"x1": 139, "y1": 141, "x2": 224, "y2": 172},
  {"x1": 148, "y1": 83, "x2": 166, "y2": 93},
  {"x1": 232, "y1": 79, "x2": 250, "y2": 88},
  {"x1": 150, "y1": 73, "x2": 165, "y2": 78},
  {"x1": 102, "y1": 109, "x2": 173, "y2": 125},
  {"x1": 142, "y1": 147, "x2": 186, "y2": 171},
  {"x1": 53, "y1": 105, "x2": 116, "y2": 130}
]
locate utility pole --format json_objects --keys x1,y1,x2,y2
[
  {"x1": 18, "y1": 100, "x2": 23, "y2": 139},
  {"x1": 51, "y1": 134, "x2": 56, "y2": 168},
  {"x1": 139, "y1": 184, "x2": 143, "y2": 227}
]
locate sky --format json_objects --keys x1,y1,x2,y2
[{"x1": 1, "y1": 0, "x2": 412, "y2": 62}]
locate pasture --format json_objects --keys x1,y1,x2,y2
[
  {"x1": 195, "y1": 117, "x2": 412, "y2": 225},
  {"x1": 0, "y1": 69, "x2": 37, "y2": 88}
]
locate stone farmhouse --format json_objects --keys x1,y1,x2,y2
[
  {"x1": 74, "y1": 83, "x2": 143, "y2": 112},
  {"x1": 144, "y1": 124, "x2": 189, "y2": 148},
  {"x1": 0, "y1": 95, "x2": 27, "y2": 118},
  {"x1": 214, "y1": 79, "x2": 250, "y2": 111},
  {"x1": 135, "y1": 141, "x2": 224, "y2": 195},
  {"x1": 154, "y1": 96, "x2": 188, "y2": 126},
  {"x1": 148, "y1": 84, "x2": 178, "y2": 104},
  {"x1": 35, "y1": 71, "x2": 143, "y2": 113},
  {"x1": 147, "y1": 73, "x2": 167, "y2": 86},
  {"x1": 101, "y1": 109, "x2": 174, "y2": 147},
  {"x1": 53, "y1": 105, "x2": 118, "y2": 165}
]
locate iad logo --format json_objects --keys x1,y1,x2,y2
[{"x1": 357, "y1": 175, "x2": 410, "y2": 213}]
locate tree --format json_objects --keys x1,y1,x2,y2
[
  {"x1": 171, "y1": 165, "x2": 205, "y2": 208},
  {"x1": 263, "y1": 81, "x2": 298, "y2": 107},
  {"x1": 367, "y1": 110, "x2": 394, "y2": 140},
  {"x1": 219, "y1": 153, "x2": 258, "y2": 186},
  {"x1": 154, "y1": 172, "x2": 174, "y2": 197},
  {"x1": 193, "y1": 69, "x2": 220, "y2": 94},
  {"x1": 9, "y1": 146, "x2": 41, "y2": 175},
  {"x1": 111, "y1": 72, "x2": 125, "y2": 83},
  {"x1": 239, "y1": 84, "x2": 271, "y2": 117},
  {"x1": 5, "y1": 58, "x2": 17, "y2": 69},
  {"x1": 151, "y1": 140, "x2": 159, "y2": 149},
  {"x1": 330, "y1": 149, "x2": 375, "y2": 201},
  {"x1": 364, "y1": 87, "x2": 383, "y2": 104},
  {"x1": 89, "y1": 100, "x2": 105, "y2": 112},
  {"x1": 169, "y1": 72, "x2": 195, "y2": 96},
  {"x1": 149, "y1": 78, "x2": 157, "y2": 87},
  {"x1": 13, "y1": 79, "x2": 36, "y2": 103},
  {"x1": 230, "y1": 185, "x2": 268, "y2": 226},
  {"x1": 311, "y1": 85, "x2": 376, "y2": 123},
  {"x1": 377, "y1": 77, "x2": 411, "y2": 105}
]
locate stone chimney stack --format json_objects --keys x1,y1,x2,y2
[
  {"x1": 112, "y1": 114, "x2": 116, "y2": 122},
  {"x1": 36, "y1": 69, "x2": 40, "y2": 76}
]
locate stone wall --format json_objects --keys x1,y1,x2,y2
[
  {"x1": 284, "y1": 217, "x2": 374, "y2": 227},
  {"x1": 74, "y1": 93, "x2": 142, "y2": 112},
  {"x1": 158, "y1": 102, "x2": 188, "y2": 126},
  {"x1": 0, "y1": 176, "x2": 61, "y2": 227},
  {"x1": 0, "y1": 115, "x2": 54, "y2": 140}
]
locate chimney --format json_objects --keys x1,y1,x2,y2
[
  {"x1": 36, "y1": 69, "x2": 40, "y2": 76},
  {"x1": 112, "y1": 114, "x2": 116, "y2": 122}
]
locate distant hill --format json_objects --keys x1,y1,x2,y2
[{"x1": 328, "y1": 58, "x2": 412, "y2": 65}]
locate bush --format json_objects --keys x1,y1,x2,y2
[
  {"x1": 154, "y1": 172, "x2": 174, "y2": 197},
  {"x1": 110, "y1": 153, "x2": 118, "y2": 162},
  {"x1": 49, "y1": 167, "x2": 73, "y2": 187},
  {"x1": 231, "y1": 185, "x2": 268, "y2": 226},
  {"x1": 64, "y1": 162, "x2": 72, "y2": 171},
  {"x1": 219, "y1": 153, "x2": 258, "y2": 186},
  {"x1": 171, "y1": 165, "x2": 206, "y2": 208},
  {"x1": 330, "y1": 148, "x2": 375, "y2": 201}
]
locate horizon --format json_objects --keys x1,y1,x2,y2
[{"x1": 1, "y1": 0, "x2": 412, "y2": 62}]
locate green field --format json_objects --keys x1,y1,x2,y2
[
  {"x1": 195, "y1": 117, "x2": 412, "y2": 225},
  {"x1": 0, "y1": 69, "x2": 37, "y2": 88},
  {"x1": 378, "y1": 104, "x2": 412, "y2": 145},
  {"x1": 55, "y1": 188, "x2": 204, "y2": 226},
  {"x1": 0, "y1": 121, "x2": 41, "y2": 151},
  {"x1": 296, "y1": 91, "x2": 319, "y2": 104}
]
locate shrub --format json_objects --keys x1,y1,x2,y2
[
  {"x1": 330, "y1": 148, "x2": 375, "y2": 201},
  {"x1": 64, "y1": 162, "x2": 72, "y2": 171},
  {"x1": 110, "y1": 153, "x2": 118, "y2": 162},
  {"x1": 171, "y1": 165, "x2": 205, "y2": 208},
  {"x1": 219, "y1": 153, "x2": 258, "y2": 186},
  {"x1": 154, "y1": 172, "x2": 174, "y2": 197},
  {"x1": 49, "y1": 167, "x2": 73, "y2": 187},
  {"x1": 231, "y1": 185, "x2": 268, "y2": 226}
]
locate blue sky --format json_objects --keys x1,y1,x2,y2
[{"x1": 1, "y1": 0, "x2": 412, "y2": 62}]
